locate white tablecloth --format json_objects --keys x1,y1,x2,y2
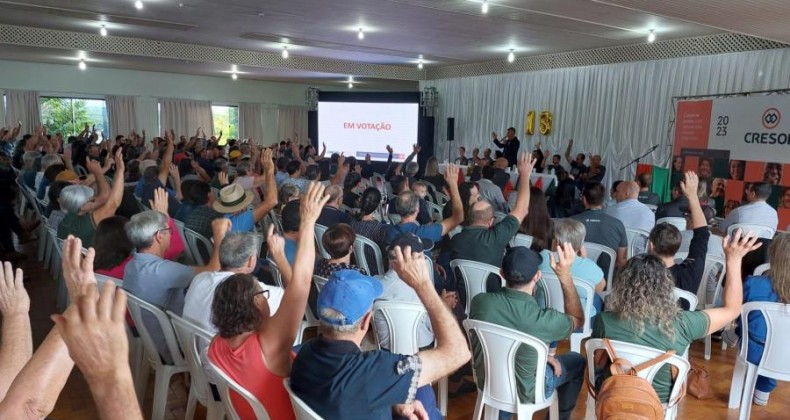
[{"x1": 438, "y1": 164, "x2": 556, "y2": 192}]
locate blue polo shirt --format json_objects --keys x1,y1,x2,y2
[
  {"x1": 290, "y1": 337, "x2": 421, "y2": 420},
  {"x1": 385, "y1": 222, "x2": 443, "y2": 248}
]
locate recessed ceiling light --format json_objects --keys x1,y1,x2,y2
[
  {"x1": 348, "y1": 82, "x2": 354, "y2": 89},
  {"x1": 482, "y1": 0, "x2": 489, "y2": 14},
  {"x1": 647, "y1": 29, "x2": 656, "y2": 43},
  {"x1": 358, "y1": 28, "x2": 365, "y2": 40},
  {"x1": 99, "y1": 24, "x2": 107, "y2": 37},
  {"x1": 417, "y1": 55, "x2": 424, "y2": 69},
  {"x1": 231, "y1": 73, "x2": 238, "y2": 80},
  {"x1": 134, "y1": 1, "x2": 143, "y2": 10},
  {"x1": 348, "y1": 76, "x2": 354, "y2": 83},
  {"x1": 281, "y1": 45, "x2": 289, "y2": 59},
  {"x1": 507, "y1": 49, "x2": 515, "y2": 63},
  {"x1": 78, "y1": 59, "x2": 87, "y2": 70}
]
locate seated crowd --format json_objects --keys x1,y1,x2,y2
[{"x1": 0, "y1": 125, "x2": 787, "y2": 420}]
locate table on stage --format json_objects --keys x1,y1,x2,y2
[{"x1": 438, "y1": 163, "x2": 557, "y2": 192}]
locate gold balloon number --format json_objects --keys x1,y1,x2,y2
[
  {"x1": 539, "y1": 111, "x2": 553, "y2": 135},
  {"x1": 526, "y1": 110, "x2": 535, "y2": 136}
]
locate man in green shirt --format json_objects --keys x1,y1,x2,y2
[{"x1": 470, "y1": 243, "x2": 585, "y2": 420}]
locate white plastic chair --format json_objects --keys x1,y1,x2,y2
[
  {"x1": 727, "y1": 302, "x2": 790, "y2": 420},
  {"x1": 449, "y1": 259, "x2": 504, "y2": 316},
  {"x1": 727, "y1": 223, "x2": 776, "y2": 240},
  {"x1": 206, "y1": 360, "x2": 271, "y2": 420},
  {"x1": 583, "y1": 242, "x2": 616, "y2": 290},
  {"x1": 370, "y1": 301, "x2": 449, "y2": 416},
  {"x1": 435, "y1": 191, "x2": 449, "y2": 207},
  {"x1": 313, "y1": 274, "x2": 329, "y2": 292},
  {"x1": 656, "y1": 217, "x2": 687, "y2": 231},
  {"x1": 353, "y1": 234, "x2": 385, "y2": 276},
  {"x1": 125, "y1": 292, "x2": 189, "y2": 420},
  {"x1": 584, "y1": 338, "x2": 690, "y2": 420},
  {"x1": 183, "y1": 227, "x2": 213, "y2": 266},
  {"x1": 625, "y1": 227, "x2": 651, "y2": 259},
  {"x1": 753, "y1": 263, "x2": 770, "y2": 276},
  {"x1": 509, "y1": 233, "x2": 534, "y2": 249},
  {"x1": 171, "y1": 219, "x2": 192, "y2": 262},
  {"x1": 425, "y1": 201, "x2": 443, "y2": 223},
  {"x1": 646, "y1": 204, "x2": 658, "y2": 212},
  {"x1": 672, "y1": 288, "x2": 698, "y2": 315},
  {"x1": 536, "y1": 273, "x2": 595, "y2": 353},
  {"x1": 283, "y1": 378, "x2": 324, "y2": 420},
  {"x1": 267, "y1": 257, "x2": 284, "y2": 288},
  {"x1": 168, "y1": 312, "x2": 225, "y2": 420},
  {"x1": 463, "y1": 319, "x2": 559, "y2": 420},
  {"x1": 314, "y1": 224, "x2": 330, "y2": 259},
  {"x1": 387, "y1": 213, "x2": 402, "y2": 225},
  {"x1": 296, "y1": 281, "x2": 321, "y2": 345}
]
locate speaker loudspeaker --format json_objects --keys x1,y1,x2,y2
[{"x1": 447, "y1": 117, "x2": 455, "y2": 142}]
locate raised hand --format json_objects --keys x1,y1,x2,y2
[
  {"x1": 517, "y1": 152, "x2": 537, "y2": 175},
  {"x1": 412, "y1": 143, "x2": 421, "y2": 153},
  {"x1": 386, "y1": 144, "x2": 393, "y2": 154},
  {"x1": 300, "y1": 182, "x2": 330, "y2": 226},
  {"x1": 62, "y1": 236, "x2": 98, "y2": 301},
  {"x1": 679, "y1": 171, "x2": 699, "y2": 198},
  {"x1": 265, "y1": 224, "x2": 285, "y2": 257},
  {"x1": 211, "y1": 218, "x2": 232, "y2": 242},
  {"x1": 218, "y1": 171, "x2": 229, "y2": 186},
  {"x1": 491, "y1": 131, "x2": 497, "y2": 140},
  {"x1": 260, "y1": 148, "x2": 274, "y2": 171},
  {"x1": 337, "y1": 153, "x2": 346, "y2": 168},
  {"x1": 549, "y1": 241, "x2": 576, "y2": 279},
  {"x1": 51, "y1": 281, "x2": 130, "y2": 384},
  {"x1": 389, "y1": 246, "x2": 431, "y2": 291},
  {"x1": 0, "y1": 261, "x2": 29, "y2": 317},
  {"x1": 443, "y1": 163, "x2": 459, "y2": 184},
  {"x1": 149, "y1": 187, "x2": 169, "y2": 215},
  {"x1": 85, "y1": 158, "x2": 102, "y2": 174},
  {"x1": 168, "y1": 163, "x2": 180, "y2": 180},
  {"x1": 723, "y1": 229, "x2": 762, "y2": 260},
  {"x1": 114, "y1": 146, "x2": 125, "y2": 175}
]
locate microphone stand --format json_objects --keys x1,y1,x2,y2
[{"x1": 620, "y1": 144, "x2": 659, "y2": 172}]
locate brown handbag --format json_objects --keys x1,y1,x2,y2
[{"x1": 687, "y1": 362, "x2": 714, "y2": 399}]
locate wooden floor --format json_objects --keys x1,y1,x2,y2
[{"x1": 14, "y1": 243, "x2": 788, "y2": 420}]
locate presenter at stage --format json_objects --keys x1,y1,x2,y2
[{"x1": 491, "y1": 127, "x2": 520, "y2": 167}]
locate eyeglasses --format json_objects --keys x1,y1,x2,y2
[
  {"x1": 156, "y1": 227, "x2": 173, "y2": 235},
  {"x1": 254, "y1": 289, "x2": 270, "y2": 299}
]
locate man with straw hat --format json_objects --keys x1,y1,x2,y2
[{"x1": 213, "y1": 148, "x2": 278, "y2": 233}]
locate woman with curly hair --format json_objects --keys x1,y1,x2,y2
[{"x1": 591, "y1": 230, "x2": 760, "y2": 403}]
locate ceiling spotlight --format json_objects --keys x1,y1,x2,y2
[
  {"x1": 647, "y1": 29, "x2": 656, "y2": 43},
  {"x1": 507, "y1": 49, "x2": 515, "y2": 63},
  {"x1": 482, "y1": 0, "x2": 489, "y2": 14},
  {"x1": 99, "y1": 25, "x2": 107, "y2": 37},
  {"x1": 417, "y1": 55, "x2": 424, "y2": 69},
  {"x1": 358, "y1": 28, "x2": 365, "y2": 40},
  {"x1": 231, "y1": 73, "x2": 238, "y2": 80},
  {"x1": 134, "y1": 1, "x2": 143, "y2": 10},
  {"x1": 348, "y1": 82, "x2": 354, "y2": 89},
  {"x1": 281, "y1": 45, "x2": 289, "y2": 59},
  {"x1": 78, "y1": 59, "x2": 87, "y2": 70},
  {"x1": 348, "y1": 76, "x2": 354, "y2": 83}
]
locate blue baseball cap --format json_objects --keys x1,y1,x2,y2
[{"x1": 317, "y1": 269, "x2": 383, "y2": 326}]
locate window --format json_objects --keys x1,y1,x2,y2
[
  {"x1": 40, "y1": 97, "x2": 108, "y2": 137},
  {"x1": 212, "y1": 105, "x2": 239, "y2": 146}
]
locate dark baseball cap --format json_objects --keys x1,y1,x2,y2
[
  {"x1": 387, "y1": 232, "x2": 434, "y2": 254},
  {"x1": 501, "y1": 246, "x2": 543, "y2": 283}
]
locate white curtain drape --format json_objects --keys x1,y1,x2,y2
[
  {"x1": 159, "y1": 98, "x2": 213, "y2": 138},
  {"x1": 135, "y1": 96, "x2": 160, "y2": 138},
  {"x1": 4, "y1": 89, "x2": 40, "y2": 135},
  {"x1": 422, "y1": 48, "x2": 790, "y2": 186},
  {"x1": 262, "y1": 105, "x2": 279, "y2": 146},
  {"x1": 277, "y1": 105, "x2": 308, "y2": 144},
  {"x1": 239, "y1": 103, "x2": 264, "y2": 144},
  {"x1": 106, "y1": 95, "x2": 137, "y2": 137}
]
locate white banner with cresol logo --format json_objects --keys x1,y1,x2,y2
[{"x1": 706, "y1": 95, "x2": 790, "y2": 164}]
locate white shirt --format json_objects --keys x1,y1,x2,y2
[
  {"x1": 720, "y1": 201, "x2": 778, "y2": 231},
  {"x1": 183, "y1": 271, "x2": 284, "y2": 334},
  {"x1": 374, "y1": 270, "x2": 433, "y2": 350},
  {"x1": 605, "y1": 199, "x2": 655, "y2": 232}
]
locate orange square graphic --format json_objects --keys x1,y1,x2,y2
[
  {"x1": 684, "y1": 156, "x2": 699, "y2": 173},
  {"x1": 725, "y1": 180, "x2": 744, "y2": 202},
  {"x1": 744, "y1": 161, "x2": 764, "y2": 182}
]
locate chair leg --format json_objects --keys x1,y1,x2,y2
[
  {"x1": 585, "y1": 395, "x2": 596, "y2": 420},
  {"x1": 549, "y1": 395, "x2": 559, "y2": 420},
  {"x1": 136, "y1": 363, "x2": 151, "y2": 406},
  {"x1": 206, "y1": 400, "x2": 225, "y2": 420},
  {"x1": 185, "y1": 388, "x2": 198, "y2": 420},
  {"x1": 728, "y1": 358, "x2": 747, "y2": 409},
  {"x1": 738, "y1": 365, "x2": 758, "y2": 420},
  {"x1": 704, "y1": 335, "x2": 711, "y2": 360},
  {"x1": 294, "y1": 320, "x2": 307, "y2": 345},
  {"x1": 438, "y1": 376, "x2": 448, "y2": 417},
  {"x1": 151, "y1": 368, "x2": 177, "y2": 420}
]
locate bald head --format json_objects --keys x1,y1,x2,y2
[
  {"x1": 325, "y1": 185, "x2": 343, "y2": 205},
  {"x1": 494, "y1": 158, "x2": 509, "y2": 169},
  {"x1": 616, "y1": 181, "x2": 640, "y2": 201},
  {"x1": 469, "y1": 200, "x2": 494, "y2": 226}
]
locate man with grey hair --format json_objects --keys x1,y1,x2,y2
[
  {"x1": 606, "y1": 180, "x2": 655, "y2": 232},
  {"x1": 123, "y1": 193, "x2": 230, "y2": 362},
  {"x1": 536, "y1": 218, "x2": 605, "y2": 316},
  {"x1": 290, "y1": 246, "x2": 470, "y2": 419},
  {"x1": 183, "y1": 230, "x2": 284, "y2": 334}
]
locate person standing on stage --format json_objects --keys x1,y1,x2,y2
[{"x1": 492, "y1": 127, "x2": 520, "y2": 168}]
